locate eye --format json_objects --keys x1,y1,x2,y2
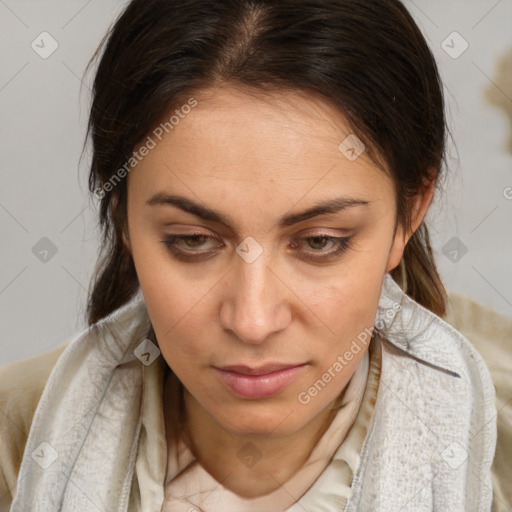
[
  {"x1": 160, "y1": 232, "x2": 352, "y2": 262},
  {"x1": 161, "y1": 232, "x2": 223, "y2": 261},
  {"x1": 292, "y1": 234, "x2": 352, "y2": 262}
]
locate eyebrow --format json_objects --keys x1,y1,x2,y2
[{"x1": 146, "y1": 193, "x2": 371, "y2": 230}]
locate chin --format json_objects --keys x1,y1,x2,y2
[{"x1": 212, "y1": 402, "x2": 304, "y2": 438}]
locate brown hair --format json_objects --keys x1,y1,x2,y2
[{"x1": 84, "y1": 0, "x2": 449, "y2": 328}]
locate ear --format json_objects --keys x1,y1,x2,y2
[
  {"x1": 111, "y1": 192, "x2": 133, "y2": 255},
  {"x1": 386, "y1": 174, "x2": 436, "y2": 273},
  {"x1": 122, "y1": 228, "x2": 132, "y2": 256}
]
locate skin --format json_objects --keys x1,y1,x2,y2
[{"x1": 123, "y1": 85, "x2": 435, "y2": 498}]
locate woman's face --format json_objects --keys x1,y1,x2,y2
[{"x1": 124, "y1": 85, "x2": 425, "y2": 438}]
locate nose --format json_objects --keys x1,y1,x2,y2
[{"x1": 219, "y1": 248, "x2": 292, "y2": 345}]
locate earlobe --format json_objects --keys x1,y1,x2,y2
[
  {"x1": 386, "y1": 173, "x2": 437, "y2": 273},
  {"x1": 112, "y1": 192, "x2": 132, "y2": 255},
  {"x1": 386, "y1": 223, "x2": 408, "y2": 273},
  {"x1": 411, "y1": 176, "x2": 436, "y2": 233}
]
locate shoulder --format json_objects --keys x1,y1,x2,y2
[
  {"x1": 366, "y1": 280, "x2": 499, "y2": 508},
  {"x1": 378, "y1": 275, "x2": 498, "y2": 390},
  {"x1": 443, "y1": 292, "x2": 512, "y2": 512},
  {"x1": 443, "y1": 291, "x2": 512, "y2": 378},
  {"x1": 0, "y1": 342, "x2": 69, "y2": 507}
]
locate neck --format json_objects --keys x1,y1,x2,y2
[{"x1": 178, "y1": 389, "x2": 339, "y2": 498}]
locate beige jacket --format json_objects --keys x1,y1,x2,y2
[{"x1": 0, "y1": 288, "x2": 510, "y2": 511}]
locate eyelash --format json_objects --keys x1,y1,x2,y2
[{"x1": 160, "y1": 232, "x2": 352, "y2": 262}]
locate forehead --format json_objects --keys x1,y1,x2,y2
[
  {"x1": 128, "y1": 85, "x2": 393, "y2": 204},
  {"x1": 177, "y1": 86, "x2": 357, "y2": 165}
]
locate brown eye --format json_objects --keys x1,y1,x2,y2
[
  {"x1": 295, "y1": 235, "x2": 352, "y2": 261},
  {"x1": 181, "y1": 235, "x2": 209, "y2": 248},
  {"x1": 307, "y1": 236, "x2": 331, "y2": 250},
  {"x1": 161, "y1": 233, "x2": 223, "y2": 261}
]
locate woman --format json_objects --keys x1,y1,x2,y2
[{"x1": 0, "y1": 0, "x2": 499, "y2": 510}]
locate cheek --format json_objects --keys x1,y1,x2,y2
[
  {"x1": 141, "y1": 278, "x2": 208, "y2": 368},
  {"x1": 128, "y1": 236, "x2": 210, "y2": 366},
  {"x1": 129, "y1": 226, "x2": 197, "y2": 323},
  {"x1": 310, "y1": 265, "x2": 385, "y2": 346}
]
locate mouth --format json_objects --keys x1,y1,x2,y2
[{"x1": 213, "y1": 363, "x2": 308, "y2": 399}]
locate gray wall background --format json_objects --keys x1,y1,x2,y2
[{"x1": 1, "y1": 0, "x2": 511, "y2": 366}]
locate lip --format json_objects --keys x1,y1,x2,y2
[{"x1": 214, "y1": 363, "x2": 307, "y2": 399}]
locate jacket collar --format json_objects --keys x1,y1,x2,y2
[{"x1": 375, "y1": 273, "x2": 462, "y2": 378}]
